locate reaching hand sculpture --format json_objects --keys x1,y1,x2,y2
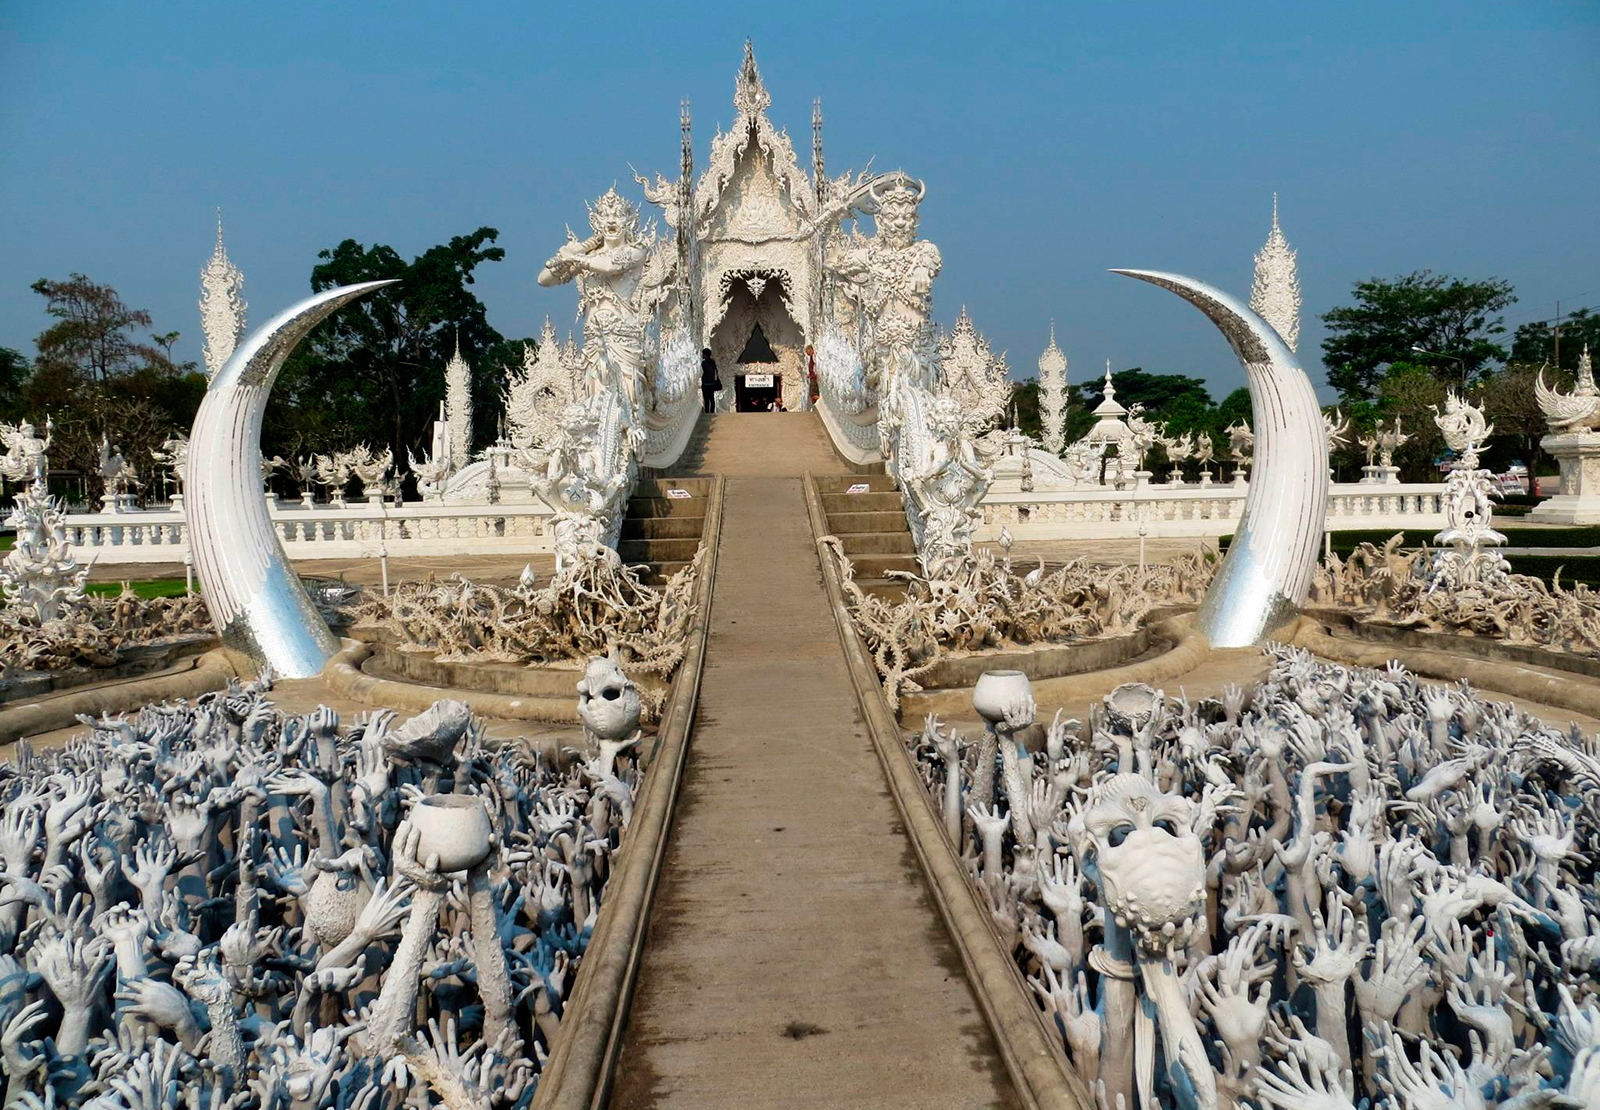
[
  {"x1": 0, "y1": 666, "x2": 643, "y2": 1107},
  {"x1": 908, "y1": 645, "x2": 1600, "y2": 1110}
]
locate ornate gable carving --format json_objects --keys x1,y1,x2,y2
[{"x1": 693, "y1": 41, "x2": 816, "y2": 241}]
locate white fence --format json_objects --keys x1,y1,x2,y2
[
  {"x1": 64, "y1": 499, "x2": 555, "y2": 565},
  {"x1": 977, "y1": 482, "x2": 1446, "y2": 541},
  {"x1": 61, "y1": 482, "x2": 1444, "y2": 565}
]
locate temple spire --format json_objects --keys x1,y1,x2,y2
[
  {"x1": 1250, "y1": 192, "x2": 1302, "y2": 352},
  {"x1": 733, "y1": 39, "x2": 771, "y2": 117},
  {"x1": 1038, "y1": 321, "x2": 1068, "y2": 454},
  {"x1": 443, "y1": 329, "x2": 473, "y2": 470},
  {"x1": 198, "y1": 207, "x2": 247, "y2": 382},
  {"x1": 812, "y1": 98, "x2": 826, "y2": 204}
]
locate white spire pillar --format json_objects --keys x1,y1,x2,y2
[
  {"x1": 444, "y1": 331, "x2": 474, "y2": 471},
  {"x1": 198, "y1": 208, "x2": 247, "y2": 381},
  {"x1": 1038, "y1": 321, "x2": 1068, "y2": 454},
  {"x1": 1249, "y1": 193, "x2": 1301, "y2": 352}
]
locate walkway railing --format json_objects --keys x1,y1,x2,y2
[
  {"x1": 63, "y1": 499, "x2": 556, "y2": 564},
  {"x1": 978, "y1": 481, "x2": 1445, "y2": 540}
]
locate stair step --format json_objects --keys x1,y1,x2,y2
[
  {"x1": 628, "y1": 496, "x2": 709, "y2": 519},
  {"x1": 846, "y1": 553, "x2": 921, "y2": 578},
  {"x1": 813, "y1": 474, "x2": 897, "y2": 494},
  {"x1": 620, "y1": 537, "x2": 701, "y2": 563},
  {"x1": 621, "y1": 516, "x2": 704, "y2": 540},
  {"x1": 852, "y1": 577, "x2": 909, "y2": 601},
  {"x1": 822, "y1": 492, "x2": 902, "y2": 514},
  {"x1": 825, "y1": 510, "x2": 911, "y2": 534},
  {"x1": 634, "y1": 476, "x2": 715, "y2": 499},
  {"x1": 636, "y1": 559, "x2": 694, "y2": 586},
  {"x1": 837, "y1": 532, "x2": 916, "y2": 556}
]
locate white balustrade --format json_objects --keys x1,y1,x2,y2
[
  {"x1": 63, "y1": 499, "x2": 556, "y2": 564},
  {"x1": 976, "y1": 482, "x2": 1444, "y2": 541}
]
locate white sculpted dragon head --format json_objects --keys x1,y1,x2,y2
[{"x1": 1076, "y1": 773, "x2": 1205, "y2": 957}]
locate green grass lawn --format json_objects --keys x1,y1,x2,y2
[{"x1": 85, "y1": 578, "x2": 191, "y2": 600}]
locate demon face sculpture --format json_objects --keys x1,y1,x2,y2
[{"x1": 1076, "y1": 773, "x2": 1205, "y2": 957}]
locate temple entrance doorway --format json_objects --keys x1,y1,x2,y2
[{"x1": 709, "y1": 273, "x2": 805, "y2": 412}]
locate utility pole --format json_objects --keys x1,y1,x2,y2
[{"x1": 1555, "y1": 300, "x2": 1562, "y2": 368}]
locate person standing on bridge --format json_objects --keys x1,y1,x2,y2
[{"x1": 700, "y1": 348, "x2": 720, "y2": 413}]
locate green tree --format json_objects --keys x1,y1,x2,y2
[
  {"x1": 30, "y1": 274, "x2": 166, "y2": 381},
  {"x1": 0, "y1": 347, "x2": 29, "y2": 422},
  {"x1": 272, "y1": 228, "x2": 509, "y2": 465},
  {"x1": 1510, "y1": 307, "x2": 1600, "y2": 371},
  {"x1": 1321, "y1": 271, "x2": 1516, "y2": 401},
  {"x1": 1374, "y1": 360, "x2": 1448, "y2": 482},
  {"x1": 1078, "y1": 368, "x2": 1212, "y2": 414},
  {"x1": 1478, "y1": 361, "x2": 1559, "y2": 475},
  {"x1": 22, "y1": 278, "x2": 202, "y2": 502}
]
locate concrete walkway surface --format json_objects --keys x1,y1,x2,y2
[{"x1": 610, "y1": 475, "x2": 1017, "y2": 1109}]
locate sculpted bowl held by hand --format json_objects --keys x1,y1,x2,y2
[
  {"x1": 410, "y1": 793, "x2": 493, "y2": 873},
  {"x1": 972, "y1": 669, "x2": 1032, "y2": 725}
]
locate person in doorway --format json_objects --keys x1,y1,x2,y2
[
  {"x1": 806, "y1": 344, "x2": 818, "y2": 405},
  {"x1": 700, "y1": 348, "x2": 720, "y2": 413}
]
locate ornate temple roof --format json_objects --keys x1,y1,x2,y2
[{"x1": 691, "y1": 41, "x2": 818, "y2": 238}]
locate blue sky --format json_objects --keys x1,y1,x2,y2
[{"x1": 2, "y1": 2, "x2": 1596, "y2": 402}]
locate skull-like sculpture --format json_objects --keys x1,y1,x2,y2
[
  {"x1": 1076, "y1": 773, "x2": 1205, "y2": 957},
  {"x1": 577, "y1": 655, "x2": 642, "y2": 743}
]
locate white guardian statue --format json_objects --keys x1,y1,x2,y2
[{"x1": 538, "y1": 186, "x2": 676, "y2": 417}]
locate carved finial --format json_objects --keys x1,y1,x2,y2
[
  {"x1": 1580, "y1": 344, "x2": 1596, "y2": 394},
  {"x1": 1251, "y1": 193, "x2": 1301, "y2": 352},
  {"x1": 199, "y1": 207, "x2": 247, "y2": 381},
  {"x1": 1038, "y1": 323, "x2": 1068, "y2": 454},
  {"x1": 734, "y1": 39, "x2": 770, "y2": 117},
  {"x1": 812, "y1": 97, "x2": 825, "y2": 203}
]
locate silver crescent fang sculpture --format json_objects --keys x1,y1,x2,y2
[
  {"x1": 185, "y1": 280, "x2": 398, "y2": 677},
  {"x1": 1110, "y1": 269, "x2": 1328, "y2": 647}
]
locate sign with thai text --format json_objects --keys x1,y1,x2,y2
[
  {"x1": 666, "y1": 488, "x2": 692, "y2": 500},
  {"x1": 847, "y1": 482, "x2": 870, "y2": 494},
  {"x1": 743, "y1": 373, "x2": 775, "y2": 388}
]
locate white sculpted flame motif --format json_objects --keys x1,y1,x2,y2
[
  {"x1": 937, "y1": 307, "x2": 1011, "y2": 437},
  {"x1": 904, "y1": 395, "x2": 993, "y2": 578}
]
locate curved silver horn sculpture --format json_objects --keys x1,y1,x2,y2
[
  {"x1": 185, "y1": 280, "x2": 397, "y2": 677},
  {"x1": 1111, "y1": 269, "x2": 1328, "y2": 647}
]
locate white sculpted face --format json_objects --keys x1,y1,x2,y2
[
  {"x1": 577, "y1": 655, "x2": 642, "y2": 742},
  {"x1": 1081, "y1": 773, "x2": 1205, "y2": 955}
]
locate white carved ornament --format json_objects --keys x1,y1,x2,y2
[
  {"x1": 1038, "y1": 323, "x2": 1068, "y2": 455},
  {"x1": 444, "y1": 333, "x2": 474, "y2": 471},
  {"x1": 1249, "y1": 194, "x2": 1300, "y2": 353},
  {"x1": 936, "y1": 307, "x2": 1011, "y2": 437},
  {"x1": 199, "y1": 209, "x2": 247, "y2": 381}
]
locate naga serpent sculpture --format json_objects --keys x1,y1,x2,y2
[
  {"x1": 185, "y1": 281, "x2": 396, "y2": 677},
  {"x1": 1111, "y1": 270, "x2": 1328, "y2": 647}
]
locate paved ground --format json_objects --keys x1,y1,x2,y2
[{"x1": 612, "y1": 428, "x2": 1017, "y2": 1107}]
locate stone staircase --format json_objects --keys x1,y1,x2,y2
[
  {"x1": 621, "y1": 477, "x2": 713, "y2": 584},
  {"x1": 814, "y1": 474, "x2": 917, "y2": 599}
]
